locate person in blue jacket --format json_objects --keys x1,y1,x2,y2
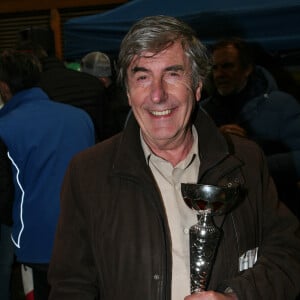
[
  {"x1": 0, "y1": 49, "x2": 95, "y2": 300},
  {"x1": 0, "y1": 138, "x2": 14, "y2": 300},
  {"x1": 201, "y1": 37, "x2": 300, "y2": 219}
]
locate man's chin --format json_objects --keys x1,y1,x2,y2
[{"x1": 217, "y1": 87, "x2": 233, "y2": 96}]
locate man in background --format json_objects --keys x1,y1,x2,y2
[
  {"x1": 201, "y1": 37, "x2": 300, "y2": 219},
  {"x1": 0, "y1": 49, "x2": 95, "y2": 300}
]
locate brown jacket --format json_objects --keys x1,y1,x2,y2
[{"x1": 49, "y1": 108, "x2": 300, "y2": 300}]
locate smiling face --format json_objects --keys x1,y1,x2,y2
[
  {"x1": 126, "y1": 41, "x2": 202, "y2": 152},
  {"x1": 212, "y1": 44, "x2": 252, "y2": 96}
]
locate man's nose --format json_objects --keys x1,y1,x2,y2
[
  {"x1": 150, "y1": 78, "x2": 167, "y2": 103},
  {"x1": 213, "y1": 66, "x2": 224, "y2": 78}
]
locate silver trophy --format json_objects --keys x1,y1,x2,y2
[{"x1": 181, "y1": 183, "x2": 240, "y2": 293}]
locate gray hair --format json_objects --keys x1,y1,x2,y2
[{"x1": 117, "y1": 15, "x2": 211, "y2": 90}]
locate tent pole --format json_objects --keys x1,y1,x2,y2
[{"x1": 50, "y1": 8, "x2": 63, "y2": 60}]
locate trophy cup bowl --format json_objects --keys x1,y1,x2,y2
[
  {"x1": 181, "y1": 183, "x2": 240, "y2": 215},
  {"x1": 181, "y1": 183, "x2": 240, "y2": 293}
]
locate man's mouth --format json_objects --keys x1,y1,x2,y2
[
  {"x1": 150, "y1": 109, "x2": 172, "y2": 116},
  {"x1": 216, "y1": 80, "x2": 228, "y2": 86}
]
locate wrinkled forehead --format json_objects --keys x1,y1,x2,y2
[
  {"x1": 128, "y1": 41, "x2": 188, "y2": 70},
  {"x1": 213, "y1": 45, "x2": 240, "y2": 64}
]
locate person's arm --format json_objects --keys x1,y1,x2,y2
[
  {"x1": 48, "y1": 158, "x2": 99, "y2": 300},
  {"x1": 266, "y1": 92, "x2": 300, "y2": 183},
  {"x1": 183, "y1": 143, "x2": 299, "y2": 299},
  {"x1": 219, "y1": 124, "x2": 247, "y2": 138},
  {"x1": 221, "y1": 148, "x2": 300, "y2": 299}
]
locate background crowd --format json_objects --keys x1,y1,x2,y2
[{"x1": 0, "y1": 15, "x2": 299, "y2": 300}]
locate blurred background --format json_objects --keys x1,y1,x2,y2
[
  {"x1": 1, "y1": 0, "x2": 299, "y2": 96},
  {"x1": 1, "y1": 1, "x2": 300, "y2": 298}
]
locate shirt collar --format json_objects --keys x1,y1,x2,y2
[{"x1": 140, "y1": 126, "x2": 199, "y2": 168}]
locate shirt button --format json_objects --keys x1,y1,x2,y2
[
  {"x1": 184, "y1": 228, "x2": 189, "y2": 234},
  {"x1": 153, "y1": 274, "x2": 160, "y2": 280}
]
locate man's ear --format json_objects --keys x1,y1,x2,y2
[
  {"x1": 245, "y1": 65, "x2": 253, "y2": 78},
  {"x1": 0, "y1": 81, "x2": 12, "y2": 103},
  {"x1": 127, "y1": 90, "x2": 132, "y2": 107},
  {"x1": 195, "y1": 81, "x2": 203, "y2": 102}
]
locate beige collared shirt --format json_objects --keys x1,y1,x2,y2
[{"x1": 141, "y1": 127, "x2": 200, "y2": 300}]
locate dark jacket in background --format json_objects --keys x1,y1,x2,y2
[
  {"x1": 48, "y1": 108, "x2": 300, "y2": 300},
  {"x1": 201, "y1": 66, "x2": 300, "y2": 218},
  {"x1": 103, "y1": 82, "x2": 130, "y2": 138},
  {"x1": 39, "y1": 57, "x2": 108, "y2": 141}
]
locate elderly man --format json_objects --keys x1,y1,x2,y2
[{"x1": 48, "y1": 16, "x2": 300, "y2": 300}]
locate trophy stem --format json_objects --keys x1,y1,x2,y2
[{"x1": 189, "y1": 210, "x2": 221, "y2": 293}]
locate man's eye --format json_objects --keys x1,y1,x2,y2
[
  {"x1": 137, "y1": 75, "x2": 147, "y2": 81},
  {"x1": 222, "y1": 63, "x2": 234, "y2": 69},
  {"x1": 170, "y1": 72, "x2": 179, "y2": 76},
  {"x1": 166, "y1": 72, "x2": 181, "y2": 80}
]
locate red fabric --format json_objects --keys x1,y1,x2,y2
[{"x1": 25, "y1": 290, "x2": 34, "y2": 300}]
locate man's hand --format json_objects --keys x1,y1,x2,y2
[
  {"x1": 184, "y1": 291, "x2": 238, "y2": 300},
  {"x1": 219, "y1": 124, "x2": 247, "y2": 138}
]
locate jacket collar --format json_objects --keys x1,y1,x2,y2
[
  {"x1": 195, "y1": 107, "x2": 230, "y2": 179},
  {"x1": 0, "y1": 87, "x2": 49, "y2": 117},
  {"x1": 111, "y1": 107, "x2": 237, "y2": 183},
  {"x1": 41, "y1": 57, "x2": 66, "y2": 71}
]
